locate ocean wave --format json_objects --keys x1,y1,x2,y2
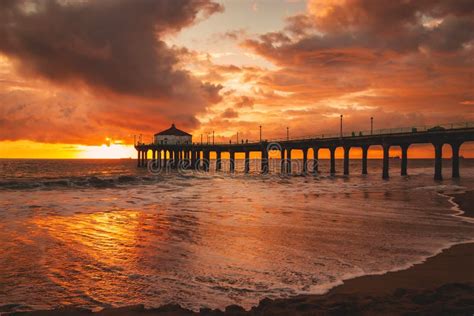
[{"x1": 0, "y1": 175, "x2": 154, "y2": 190}]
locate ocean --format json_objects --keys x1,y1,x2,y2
[{"x1": 1, "y1": 158, "x2": 474, "y2": 312}]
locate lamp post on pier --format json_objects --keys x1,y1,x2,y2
[
  {"x1": 259, "y1": 125, "x2": 262, "y2": 142},
  {"x1": 287, "y1": 127, "x2": 289, "y2": 140},
  {"x1": 371, "y1": 117, "x2": 374, "y2": 135},
  {"x1": 340, "y1": 115, "x2": 343, "y2": 138}
]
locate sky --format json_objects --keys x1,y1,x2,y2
[{"x1": 0, "y1": 0, "x2": 473, "y2": 158}]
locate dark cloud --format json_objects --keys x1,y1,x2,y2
[
  {"x1": 0, "y1": 0, "x2": 223, "y2": 142},
  {"x1": 245, "y1": 0, "x2": 474, "y2": 64},
  {"x1": 240, "y1": 0, "x2": 474, "y2": 122},
  {"x1": 220, "y1": 107, "x2": 239, "y2": 119},
  {"x1": 309, "y1": 0, "x2": 474, "y2": 34}
]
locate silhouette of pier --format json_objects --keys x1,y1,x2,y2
[{"x1": 135, "y1": 122, "x2": 474, "y2": 180}]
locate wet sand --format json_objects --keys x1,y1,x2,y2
[
  {"x1": 450, "y1": 190, "x2": 474, "y2": 218},
  {"x1": 6, "y1": 191, "x2": 474, "y2": 316}
]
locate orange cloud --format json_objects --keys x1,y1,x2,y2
[
  {"x1": 0, "y1": 0, "x2": 223, "y2": 145},
  {"x1": 230, "y1": 0, "x2": 474, "y2": 137}
]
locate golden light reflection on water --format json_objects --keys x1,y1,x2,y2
[
  {"x1": 37, "y1": 210, "x2": 141, "y2": 255},
  {"x1": 30, "y1": 209, "x2": 172, "y2": 308}
]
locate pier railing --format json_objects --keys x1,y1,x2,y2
[
  {"x1": 191, "y1": 121, "x2": 474, "y2": 145},
  {"x1": 270, "y1": 121, "x2": 474, "y2": 142},
  {"x1": 135, "y1": 121, "x2": 474, "y2": 146}
]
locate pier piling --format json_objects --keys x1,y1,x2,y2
[
  {"x1": 401, "y1": 144, "x2": 409, "y2": 176},
  {"x1": 329, "y1": 147, "x2": 336, "y2": 175},
  {"x1": 433, "y1": 143, "x2": 443, "y2": 181},
  {"x1": 245, "y1": 151, "x2": 250, "y2": 173},
  {"x1": 343, "y1": 146, "x2": 350, "y2": 175},
  {"x1": 302, "y1": 148, "x2": 308, "y2": 174},
  {"x1": 451, "y1": 142, "x2": 461, "y2": 178},
  {"x1": 216, "y1": 151, "x2": 222, "y2": 171},
  {"x1": 313, "y1": 147, "x2": 319, "y2": 174},
  {"x1": 362, "y1": 146, "x2": 368, "y2": 175},
  {"x1": 230, "y1": 151, "x2": 235, "y2": 173},
  {"x1": 382, "y1": 144, "x2": 390, "y2": 179}
]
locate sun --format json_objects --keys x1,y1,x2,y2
[{"x1": 77, "y1": 143, "x2": 135, "y2": 159}]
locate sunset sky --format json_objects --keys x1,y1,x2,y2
[{"x1": 0, "y1": 0, "x2": 473, "y2": 158}]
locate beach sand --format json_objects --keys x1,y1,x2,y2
[
  {"x1": 450, "y1": 190, "x2": 474, "y2": 218},
  {"x1": 6, "y1": 191, "x2": 474, "y2": 316}
]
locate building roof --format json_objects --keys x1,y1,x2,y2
[{"x1": 154, "y1": 124, "x2": 192, "y2": 137}]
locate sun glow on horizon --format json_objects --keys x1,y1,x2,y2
[
  {"x1": 1, "y1": 139, "x2": 473, "y2": 159},
  {"x1": 0, "y1": 140, "x2": 136, "y2": 159},
  {"x1": 77, "y1": 143, "x2": 135, "y2": 159}
]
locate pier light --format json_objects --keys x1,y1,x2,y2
[
  {"x1": 259, "y1": 125, "x2": 262, "y2": 142},
  {"x1": 340, "y1": 115, "x2": 343, "y2": 137},
  {"x1": 287, "y1": 127, "x2": 289, "y2": 140},
  {"x1": 371, "y1": 117, "x2": 374, "y2": 135}
]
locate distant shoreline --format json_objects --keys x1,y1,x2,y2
[{"x1": 6, "y1": 191, "x2": 474, "y2": 315}]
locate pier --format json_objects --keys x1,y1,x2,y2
[{"x1": 135, "y1": 122, "x2": 474, "y2": 180}]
